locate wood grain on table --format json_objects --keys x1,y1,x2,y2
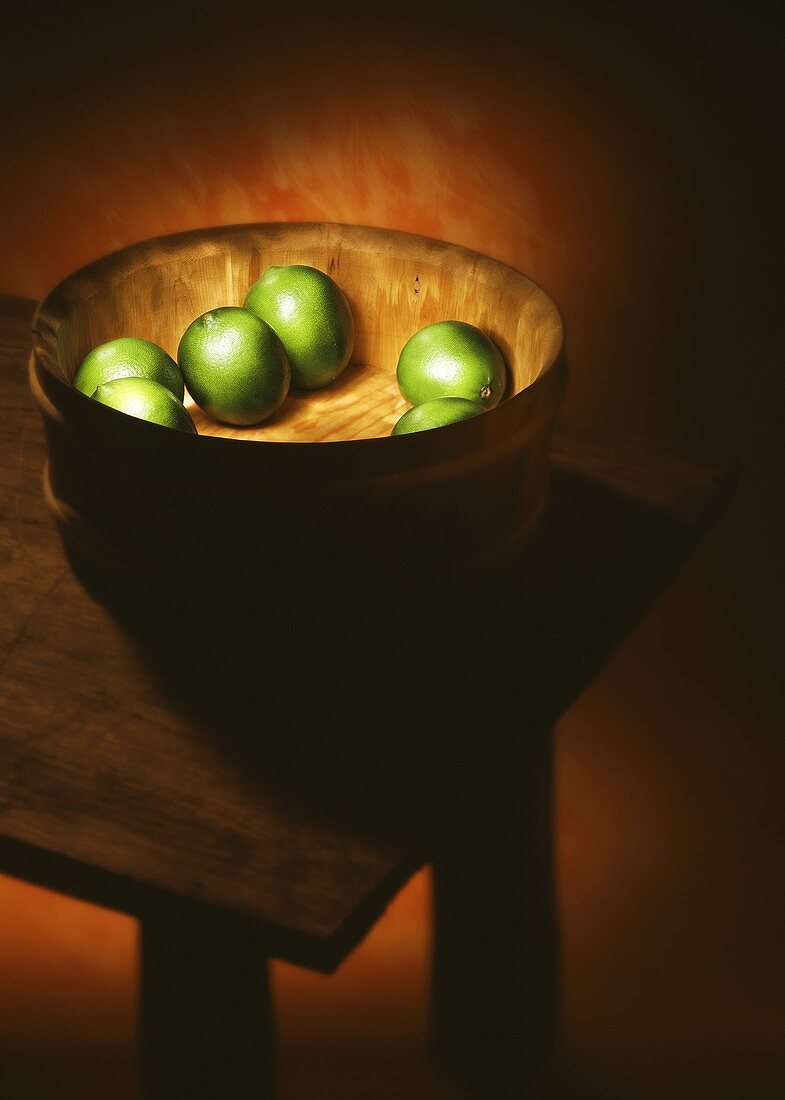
[{"x1": 0, "y1": 293, "x2": 732, "y2": 976}]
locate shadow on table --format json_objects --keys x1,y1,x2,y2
[{"x1": 64, "y1": 468, "x2": 693, "y2": 838}]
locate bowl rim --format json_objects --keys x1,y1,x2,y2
[{"x1": 31, "y1": 221, "x2": 566, "y2": 454}]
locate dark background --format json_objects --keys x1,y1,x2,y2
[{"x1": 1, "y1": 2, "x2": 783, "y2": 1097}]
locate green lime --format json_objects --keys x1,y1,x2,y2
[
  {"x1": 92, "y1": 377, "x2": 197, "y2": 433},
  {"x1": 177, "y1": 307, "x2": 290, "y2": 426},
  {"x1": 73, "y1": 337, "x2": 184, "y2": 401},
  {"x1": 243, "y1": 265, "x2": 354, "y2": 390},
  {"x1": 396, "y1": 321, "x2": 507, "y2": 409},
  {"x1": 392, "y1": 397, "x2": 485, "y2": 436}
]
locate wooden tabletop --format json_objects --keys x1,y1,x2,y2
[{"x1": 0, "y1": 293, "x2": 732, "y2": 971}]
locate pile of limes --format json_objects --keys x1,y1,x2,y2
[{"x1": 74, "y1": 264, "x2": 507, "y2": 438}]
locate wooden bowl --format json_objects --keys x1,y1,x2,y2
[{"x1": 30, "y1": 223, "x2": 565, "y2": 589}]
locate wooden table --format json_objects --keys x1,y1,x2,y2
[{"x1": 0, "y1": 294, "x2": 732, "y2": 1097}]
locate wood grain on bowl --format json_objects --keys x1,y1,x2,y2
[{"x1": 29, "y1": 223, "x2": 565, "y2": 582}]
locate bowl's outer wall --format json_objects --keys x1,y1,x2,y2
[{"x1": 31, "y1": 224, "x2": 565, "y2": 578}]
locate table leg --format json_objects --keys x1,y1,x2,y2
[
  {"x1": 430, "y1": 730, "x2": 560, "y2": 1097},
  {"x1": 139, "y1": 907, "x2": 274, "y2": 1099}
]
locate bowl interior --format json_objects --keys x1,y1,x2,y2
[{"x1": 45, "y1": 224, "x2": 562, "y2": 443}]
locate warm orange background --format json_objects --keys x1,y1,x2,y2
[{"x1": 1, "y1": 4, "x2": 783, "y2": 1097}]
